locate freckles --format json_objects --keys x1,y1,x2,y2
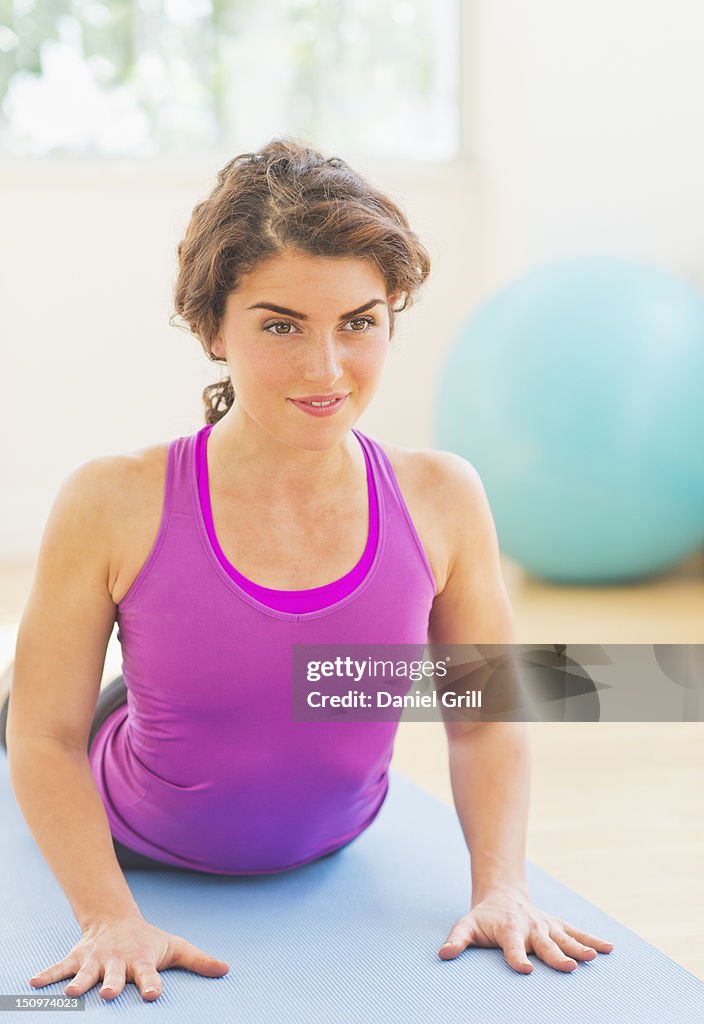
[{"x1": 248, "y1": 350, "x2": 286, "y2": 379}]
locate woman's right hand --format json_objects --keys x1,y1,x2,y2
[{"x1": 28, "y1": 915, "x2": 230, "y2": 1001}]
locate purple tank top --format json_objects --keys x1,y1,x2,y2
[{"x1": 88, "y1": 424, "x2": 436, "y2": 874}]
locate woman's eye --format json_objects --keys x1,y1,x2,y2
[
  {"x1": 266, "y1": 321, "x2": 295, "y2": 335},
  {"x1": 349, "y1": 315, "x2": 376, "y2": 331},
  {"x1": 264, "y1": 315, "x2": 376, "y2": 336}
]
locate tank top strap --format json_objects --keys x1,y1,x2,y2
[
  {"x1": 352, "y1": 430, "x2": 437, "y2": 596},
  {"x1": 166, "y1": 432, "x2": 198, "y2": 517}
]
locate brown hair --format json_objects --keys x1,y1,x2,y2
[{"x1": 171, "y1": 136, "x2": 432, "y2": 425}]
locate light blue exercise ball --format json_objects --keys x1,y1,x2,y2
[{"x1": 434, "y1": 256, "x2": 704, "y2": 583}]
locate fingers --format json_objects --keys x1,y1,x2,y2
[
  {"x1": 63, "y1": 960, "x2": 102, "y2": 996},
  {"x1": 529, "y1": 929, "x2": 578, "y2": 972},
  {"x1": 65, "y1": 959, "x2": 159, "y2": 1002},
  {"x1": 29, "y1": 937, "x2": 229, "y2": 1003},
  {"x1": 437, "y1": 913, "x2": 615, "y2": 975},
  {"x1": 98, "y1": 959, "x2": 127, "y2": 1001},
  {"x1": 130, "y1": 958, "x2": 163, "y2": 1000},
  {"x1": 549, "y1": 928, "x2": 598, "y2": 962},
  {"x1": 558, "y1": 921, "x2": 614, "y2": 953},
  {"x1": 497, "y1": 935, "x2": 533, "y2": 973},
  {"x1": 439, "y1": 939, "x2": 464, "y2": 959},
  {"x1": 167, "y1": 937, "x2": 230, "y2": 977},
  {"x1": 32, "y1": 957, "x2": 159, "y2": 1002},
  {"x1": 30, "y1": 958, "x2": 80, "y2": 989},
  {"x1": 439, "y1": 923, "x2": 473, "y2": 960},
  {"x1": 441, "y1": 924, "x2": 534, "y2": 973}
]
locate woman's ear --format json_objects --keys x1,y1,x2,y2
[{"x1": 211, "y1": 334, "x2": 224, "y2": 360}]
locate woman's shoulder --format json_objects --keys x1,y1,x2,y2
[
  {"x1": 89, "y1": 440, "x2": 169, "y2": 494},
  {"x1": 81, "y1": 442, "x2": 170, "y2": 603},
  {"x1": 79, "y1": 439, "x2": 168, "y2": 530},
  {"x1": 371, "y1": 438, "x2": 480, "y2": 597},
  {"x1": 372, "y1": 435, "x2": 476, "y2": 494},
  {"x1": 63, "y1": 442, "x2": 168, "y2": 510}
]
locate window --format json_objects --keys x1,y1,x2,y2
[{"x1": 0, "y1": 0, "x2": 460, "y2": 161}]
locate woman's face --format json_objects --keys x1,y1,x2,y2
[{"x1": 211, "y1": 250, "x2": 396, "y2": 444}]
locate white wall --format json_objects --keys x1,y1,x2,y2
[
  {"x1": 2, "y1": 0, "x2": 704, "y2": 559},
  {"x1": 476, "y1": 0, "x2": 704, "y2": 288}
]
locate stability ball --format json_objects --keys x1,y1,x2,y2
[{"x1": 434, "y1": 256, "x2": 704, "y2": 583}]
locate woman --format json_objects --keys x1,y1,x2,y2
[{"x1": 2, "y1": 138, "x2": 613, "y2": 1002}]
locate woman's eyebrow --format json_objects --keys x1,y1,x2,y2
[{"x1": 245, "y1": 298, "x2": 386, "y2": 320}]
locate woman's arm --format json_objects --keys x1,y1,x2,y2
[
  {"x1": 428, "y1": 453, "x2": 528, "y2": 893},
  {"x1": 10, "y1": 739, "x2": 144, "y2": 928},
  {"x1": 426, "y1": 454, "x2": 613, "y2": 971},
  {"x1": 8, "y1": 460, "x2": 231, "y2": 1001},
  {"x1": 7, "y1": 459, "x2": 143, "y2": 925},
  {"x1": 447, "y1": 723, "x2": 531, "y2": 902}
]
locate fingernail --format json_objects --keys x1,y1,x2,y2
[{"x1": 144, "y1": 987, "x2": 158, "y2": 995}]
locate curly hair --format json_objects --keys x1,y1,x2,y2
[{"x1": 171, "y1": 136, "x2": 432, "y2": 425}]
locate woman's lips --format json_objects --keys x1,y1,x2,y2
[{"x1": 288, "y1": 394, "x2": 349, "y2": 417}]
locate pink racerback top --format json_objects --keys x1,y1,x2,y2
[{"x1": 88, "y1": 424, "x2": 436, "y2": 874}]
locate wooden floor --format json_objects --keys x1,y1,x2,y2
[{"x1": 1, "y1": 552, "x2": 702, "y2": 980}]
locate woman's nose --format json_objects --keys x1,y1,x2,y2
[{"x1": 301, "y1": 337, "x2": 345, "y2": 383}]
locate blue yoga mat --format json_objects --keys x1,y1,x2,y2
[{"x1": 1, "y1": 752, "x2": 702, "y2": 1022}]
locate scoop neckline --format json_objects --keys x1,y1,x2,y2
[{"x1": 191, "y1": 423, "x2": 385, "y2": 621}]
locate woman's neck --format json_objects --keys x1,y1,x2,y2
[{"x1": 206, "y1": 410, "x2": 365, "y2": 508}]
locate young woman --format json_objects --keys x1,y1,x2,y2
[{"x1": 2, "y1": 138, "x2": 613, "y2": 1003}]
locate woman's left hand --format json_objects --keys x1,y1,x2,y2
[{"x1": 438, "y1": 884, "x2": 614, "y2": 973}]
